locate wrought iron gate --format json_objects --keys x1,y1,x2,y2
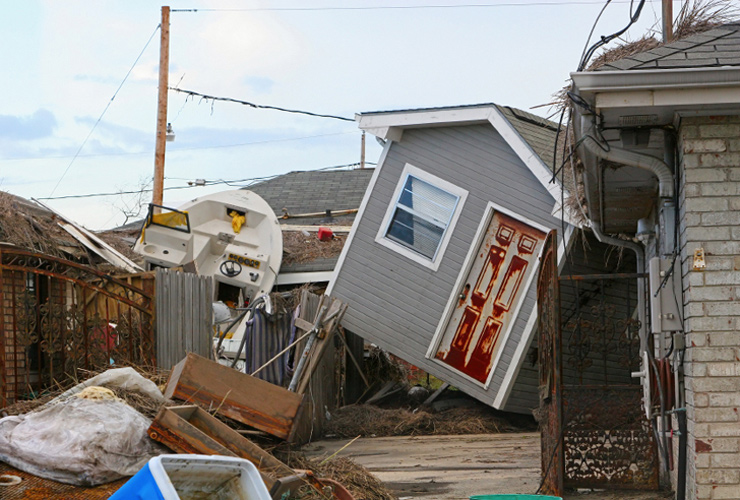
[
  {"x1": 0, "y1": 245, "x2": 155, "y2": 406},
  {"x1": 537, "y1": 232, "x2": 658, "y2": 494},
  {"x1": 537, "y1": 230, "x2": 563, "y2": 496}
]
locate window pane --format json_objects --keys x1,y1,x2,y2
[
  {"x1": 385, "y1": 173, "x2": 461, "y2": 262},
  {"x1": 387, "y1": 207, "x2": 445, "y2": 259},
  {"x1": 399, "y1": 176, "x2": 457, "y2": 225}
]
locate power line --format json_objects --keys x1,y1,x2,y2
[
  {"x1": 0, "y1": 131, "x2": 358, "y2": 162},
  {"x1": 48, "y1": 24, "x2": 161, "y2": 197},
  {"x1": 169, "y1": 87, "x2": 355, "y2": 122},
  {"x1": 176, "y1": 1, "x2": 662, "y2": 12},
  {"x1": 35, "y1": 162, "x2": 376, "y2": 200}
]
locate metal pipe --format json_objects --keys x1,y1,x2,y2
[
  {"x1": 676, "y1": 408, "x2": 687, "y2": 500},
  {"x1": 580, "y1": 115, "x2": 674, "y2": 199}
]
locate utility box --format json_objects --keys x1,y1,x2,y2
[{"x1": 649, "y1": 257, "x2": 683, "y2": 333}]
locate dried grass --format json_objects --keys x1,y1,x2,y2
[
  {"x1": 282, "y1": 231, "x2": 346, "y2": 266},
  {"x1": 286, "y1": 455, "x2": 396, "y2": 500},
  {"x1": 364, "y1": 347, "x2": 410, "y2": 386},
  {"x1": 0, "y1": 192, "x2": 77, "y2": 257},
  {"x1": 1, "y1": 364, "x2": 170, "y2": 418},
  {"x1": 587, "y1": 0, "x2": 737, "y2": 70},
  {"x1": 586, "y1": 35, "x2": 659, "y2": 71},
  {"x1": 325, "y1": 404, "x2": 519, "y2": 438}
]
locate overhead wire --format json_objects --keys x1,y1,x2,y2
[
  {"x1": 179, "y1": 1, "x2": 661, "y2": 12},
  {"x1": 35, "y1": 161, "x2": 375, "y2": 200},
  {"x1": 47, "y1": 24, "x2": 161, "y2": 197},
  {"x1": 169, "y1": 87, "x2": 355, "y2": 122},
  {"x1": 578, "y1": 0, "x2": 647, "y2": 70}
]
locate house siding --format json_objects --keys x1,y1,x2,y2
[
  {"x1": 330, "y1": 124, "x2": 562, "y2": 409},
  {"x1": 678, "y1": 115, "x2": 740, "y2": 500}
]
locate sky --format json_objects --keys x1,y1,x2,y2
[{"x1": 0, "y1": 0, "x2": 678, "y2": 230}]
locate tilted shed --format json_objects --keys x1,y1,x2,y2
[{"x1": 328, "y1": 104, "x2": 574, "y2": 413}]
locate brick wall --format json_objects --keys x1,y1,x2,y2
[{"x1": 679, "y1": 115, "x2": 740, "y2": 500}]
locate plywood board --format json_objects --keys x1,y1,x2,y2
[{"x1": 164, "y1": 353, "x2": 304, "y2": 440}]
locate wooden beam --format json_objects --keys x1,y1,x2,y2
[
  {"x1": 148, "y1": 405, "x2": 295, "y2": 491},
  {"x1": 164, "y1": 353, "x2": 305, "y2": 441}
]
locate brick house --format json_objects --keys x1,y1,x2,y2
[{"x1": 570, "y1": 22, "x2": 740, "y2": 500}]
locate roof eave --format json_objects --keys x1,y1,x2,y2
[
  {"x1": 357, "y1": 105, "x2": 565, "y2": 204},
  {"x1": 572, "y1": 66, "x2": 740, "y2": 103},
  {"x1": 357, "y1": 106, "x2": 495, "y2": 141}
]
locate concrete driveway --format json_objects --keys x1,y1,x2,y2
[{"x1": 302, "y1": 433, "x2": 672, "y2": 500}]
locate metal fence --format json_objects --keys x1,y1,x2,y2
[
  {"x1": 0, "y1": 245, "x2": 155, "y2": 406},
  {"x1": 155, "y1": 267, "x2": 213, "y2": 369}
]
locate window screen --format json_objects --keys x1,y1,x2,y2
[{"x1": 385, "y1": 175, "x2": 459, "y2": 260}]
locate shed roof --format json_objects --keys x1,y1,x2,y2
[{"x1": 596, "y1": 22, "x2": 740, "y2": 71}]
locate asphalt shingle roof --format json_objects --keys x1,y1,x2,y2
[
  {"x1": 247, "y1": 168, "x2": 374, "y2": 226},
  {"x1": 596, "y1": 22, "x2": 740, "y2": 71}
]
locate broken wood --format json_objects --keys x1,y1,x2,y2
[
  {"x1": 422, "y1": 382, "x2": 451, "y2": 407},
  {"x1": 288, "y1": 300, "x2": 329, "y2": 391},
  {"x1": 296, "y1": 302, "x2": 348, "y2": 394},
  {"x1": 336, "y1": 327, "x2": 370, "y2": 389},
  {"x1": 365, "y1": 381, "x2": 401, "y2": 405},
  {"x1": 164, "y1": 353, "x2": 305, "y2": 441},
  {"x1": 148, "y1": 405, "x2": 294, "y2": 491}
]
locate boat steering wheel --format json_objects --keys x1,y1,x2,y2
[{"x1": 220, "y1": 260, "x2": 242, "y2": 277}]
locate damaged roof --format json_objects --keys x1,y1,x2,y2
[
  {"x1": 247, "y1": 169, "x2": 374, "y2": 279},
  {"x1": 0, "y1": 191, "x2": 140, "y2": 271},
  {"x1": 596, "y1": 22, "x2": 740, "y2": 71},
  {"x1": 495, "y1": 105, "x2": 559, "y2": 172}
]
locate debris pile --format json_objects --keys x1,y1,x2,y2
[
  {"x1": 282, "y1": 229, "x2": 346, "y2": 266},
  {"x1": 286, "y1": 455, "x2": 396, "y2": 500},
  {"x1": 326, "y1": 404, "x2": 522, "y2": 438}
]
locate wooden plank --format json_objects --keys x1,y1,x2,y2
[
  {"x1": 296, "y1": 302, "x2": 347, "y2": 394},
  {"x1": 164, "y1": 353, "x2": 304, "y2": 440},
  {"x1": 295, "y1": 317, "x2": 313, "y2": 332},
  {"x1": 422, "y1": 382, "x2": 450, "y2": 406},
  {"x1": 148, "y1": 405, "x2": 295, "y2": 491}
]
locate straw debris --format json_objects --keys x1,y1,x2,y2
[
  {"x1": 286, "y1": 455, "x2": 396, "y2": 500},
  {"x1": 0, "y1": 192, "x2": 76, "y2": 258},
  {"x1": 282, "y1": 230, "x2": 346, "y2": 266},
  {"x1": 325, "y1": 404, "x2": 522, "y2": 438},
  {"x1": 587, "y1": 0, "x2": 737, "y2": 71}
]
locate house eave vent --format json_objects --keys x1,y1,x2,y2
[{"x1": 619, "y1": 115, "x2": 659, "y2": 127}]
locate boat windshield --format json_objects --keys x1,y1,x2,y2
[{"x1": 145, "y1": 204, "x2": 190, "y2": 233}]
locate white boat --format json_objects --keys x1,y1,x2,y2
[{"x1": 134, "y1": 189, "x2": 283, "y2": 360}]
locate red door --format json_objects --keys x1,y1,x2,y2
[{"x1": 435, "y1": 210, "x2": 546, "y2": 384}]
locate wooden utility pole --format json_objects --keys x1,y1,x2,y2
[
  {"x1": 662, "y1": 0, "x2": 673, "y2": 43},
  {"x1": 153, "y1": 6, "x2": 170, "y2": 207}
]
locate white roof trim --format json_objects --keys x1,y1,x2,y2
[
  {"x1": 487, "y1": 106, "x2": 564, "y2": 204},
  {"x1": 276, "y1": 271, "x2": 334, "y2": 286},
  {"x1": 571, "y1": 66, "x2": 740, "y2": 95},
  {"x1": 357, "y1": 105, "x2": 564, "y2": 204}
]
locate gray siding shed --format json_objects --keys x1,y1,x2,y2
[{"x1": 329, "y1": 105, "x2": 567, "y2": 412}]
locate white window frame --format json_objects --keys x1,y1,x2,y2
[{"x1": 375, "y1": 163, "x2": 467, "y2": 271}]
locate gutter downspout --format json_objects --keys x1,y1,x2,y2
[{"x1": 580, "y1": 114, "x2": 675, "y2": 199}]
